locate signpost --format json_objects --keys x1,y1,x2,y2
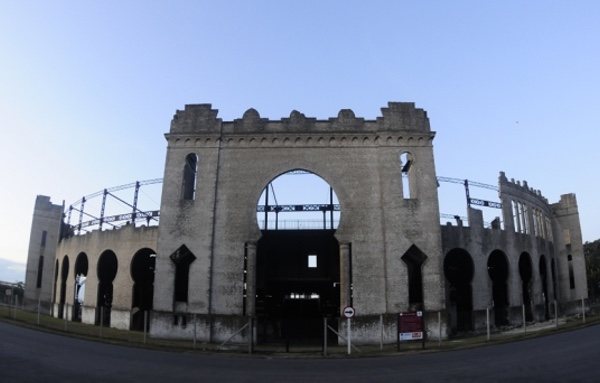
[
  {"x1": 397, "y1": 311, "x2": 425, "y2": 350},
  {"x1": 343, "y1": 306, "x2": 354, "y2": 355}
]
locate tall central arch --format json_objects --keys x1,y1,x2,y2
[{"x1": 254, "y1": 170, "x2": 341, "y2": 343}]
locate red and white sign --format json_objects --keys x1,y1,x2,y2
[{"x1": 398, "y1": 311, "x2": 424, "y2": 341}]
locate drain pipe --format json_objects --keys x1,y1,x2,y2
[{"x1": 207, "y1": 121, "x2": 224, "y2": 343}]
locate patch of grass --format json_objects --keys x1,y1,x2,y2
[{"x1": 2, "y1": 304, "x2": 599, "y2": 358}]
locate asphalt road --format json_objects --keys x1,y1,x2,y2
[{"x1": 1, "y1": 321, "x2": 598, "y2": 382}]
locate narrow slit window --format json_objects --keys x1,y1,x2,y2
[
  {"x1": 400, "y1": 152, "x2": 414, "y2": 199},
  {"x1": 182, "y1": 154, "x2": 198, "y2": 200},
  {"x1": 568, "y1": 254, "x2": 575, "y2": 289},
  {"x1": 41, "y1": 230, "x2": 47, "y2": 247},
  {"x1": 36, "y1": 256, "x2": 44, "y2": 288},
  {"x1": 308, "y1": 254, "x2": 317, "y2": 268}
]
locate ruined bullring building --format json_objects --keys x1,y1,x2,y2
[{"x1": 24, "y1": 102, "x2": 588, "y2": 343}]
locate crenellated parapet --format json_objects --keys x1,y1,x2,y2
[
  {"x1": 498, "y1": 172, "x2": 553, "y2": 240},
  {"x1": 168, "y1": 102, "x2": 431, "y2": 136},
  {"x1": 499, "y1": 171, "x2": 550, "y2": 209}
]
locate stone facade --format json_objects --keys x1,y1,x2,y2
[{"x1": 24, "y1": 102, "x2": 588, "y2": 343}]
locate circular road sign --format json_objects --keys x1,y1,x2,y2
[{"x1": 343, "y1": 306, "x2": 355, "y2": 318}]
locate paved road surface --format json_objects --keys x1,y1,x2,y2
[{"x1": 0, "y1": 321, "x2": 598, "y2": 382}]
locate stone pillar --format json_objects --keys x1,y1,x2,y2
[
  {"x1": 339, "y1": 242, "x2": 351, "y2": 314},
  {"x1": 245, "y1": 242, "x2": 257, "y2": 316}
]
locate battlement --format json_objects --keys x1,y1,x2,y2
[
  {"x1": 169, "y1": 102, "x2": 430, "y2": 134},
  {"x1": 499, "y1": 171, "x2": 549, "y2": 206}
]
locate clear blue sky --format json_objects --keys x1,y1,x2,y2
[{"x1": 1, "y1": 1, "x2": 599, "y2": 278}]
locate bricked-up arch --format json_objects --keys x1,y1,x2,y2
[
  {"x1": 488, "y1": 250, "x2": 509, "y2": 326},
  {"x1": 539, "y1": 255, "x2": 549, "y2": 320},
  {"x1": 96, "y1": 250, "x2": 118, "y2": 326},
  {"x1": 170, "y1": 245, "x2": 196, "y2": 303},
  {"x1": 72, "y1": 252, "x2": 88, "y2": 322},
  {"x1": 130, "y1": 248, "x2": 156, "y2": 331},
  {"x1": 182, "y1": 153, "x2": 198, "y2": 200},
  {"x1": 444, "y1": 249, "x2": 474, "y2": 332},
  {"x1": 59, "y1": 256, "x2": 69, "y2": 319},
  {"x1": 402, "y1": 245, "x2": 427, "y2": 308},
  {"x1": 519, "y1": 252, "x2": 533, "y2": 321}
]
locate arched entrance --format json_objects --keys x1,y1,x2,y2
[
  {"x1": 130, "y1": 248, "x2": 156, "y2": 331},
  {"x1": 59, "y1": 256, "x2": 69, "y2": 319},
  {"x1": 96, "y1": 250, "x2": 118, "y2": 326},
  {"x1": 539, "y1": 255, "x2": 549, "y2": 320},
  {"x1": 518, "y1": 252, "x2": 533, "y2": 321},
  {"x1": 444, "y1": 248, "x2": 474, "y2": 332},
  {"x1": 72, "y1": 252, "x2": 88, "y2": 322},
  {"x1": 254, "y1": 170, "x2": 341, "y2": 344},
  {"x1": 488, "y1": 250, "x2": 509, "y2": 327}
]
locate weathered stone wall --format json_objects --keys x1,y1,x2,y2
[
  {"x1": 153, "y1": 103, "x2": 445, "y2": 342},
  {"x1": 441, "y1": 172, "x2": 587, "y2": 332},
  {"x1": 53, "y1": 225, "x2": 158, "y2": 330},
  {"x1": 24, "y1": 195, "x2": 63, "y2": 312}
]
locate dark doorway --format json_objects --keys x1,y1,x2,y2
[
  {"x1": 519, "y1": 252, "x2": 533, "y2": 321},
  {"x1": 488, "y1": 250, "x2": 509, "y2": 327},
  {"x1": 540, "y1": 255, "x2": 549, "y2": 320},
  {"x1": 72, "y1": 252, "x2": 88, "y2": 322},
  {"x1": 59, "y1": 256, "x2": 70, "y2": 319},
  {"x1": 402, "y1": 245, "x2": 427, "y2": 309},
  {"x1": 96, "y1": 250, "x2": 118, "y2": 327},
  {"x1": 256, "y1": 230, "x2": 340, "y2": 344},
  {"x1": 130, "y1": 248, "x2": 156, "y2": 331},
  {"x1": 444, "y1": 249, "x2": 474, "y2": 332}
]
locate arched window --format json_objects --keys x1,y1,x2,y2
[
  {"x1": 400, "y1": 152, "x2": 415, "y2": 199},
  {"x1": 182, "y1": 153, "x2": 198, "y2": 200}
]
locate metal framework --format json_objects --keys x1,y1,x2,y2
[
  {"x1": 65, "y1": 178, "x2": 162, "y2": 236},
  {"x1": 63, "y1": 175, "x2": 504, "y2": 236}
]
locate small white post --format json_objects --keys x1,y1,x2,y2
[
  {"x1": 582, "y1": 298, "x2": 586, "y2": 323},
  {"x1": 37, "y1": 297, "x2": 41, "y2": 326},
  {"x1": 100, "y1": 306, "x2": 104, "y2": 338},
  {"x1": 64, "y1": 304, "x2": 68, "y2": 331},
  {"x1": 522, "y1": 304, "x2": 526, "y2": 334},
  {"x1": 438, "y1": 311, "x2": 442, "y2": 346},
  {"x1": 486, "y1": 307, "x2": 490, "y2": 341},
  {"x1": 193, "y1": 313, "x2": 197, "y2": 349},
  {"x1": 379, "y1": 314, "x2": 384, "y2": 351},
  {"x1": 347, "y1": 317, "x2": 351, "y2": 355},
  {"x1": 143, "y1": 311, "x2": 148, "y2": 344},
  {"x1": 323, "y1": 317, "x2": 328, "y2": 356},
  {"x1": 554, "y1": 300, "x2": 558, "y2": 328}
]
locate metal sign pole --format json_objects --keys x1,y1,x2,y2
[
  {"x1": 143, "y1": 311, "x2": 148, "y2": 344},
  {"x1": 323, "y1": 317, "x2": 328, "y2": 356},
  {"x1": 347, "y1": 317, "x2": 351, "y2": 355},
  {"x1": 438, "y1": 311, "x2": 441, "y2": 347},
  {"x1": 522, "y1": 304, "x2": 526, "y2": 333}
]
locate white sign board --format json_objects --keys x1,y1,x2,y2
[{"x1": 343, "y1": 306, "x2": 355, "y2": 318}]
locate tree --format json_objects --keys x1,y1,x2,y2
[{"x1": 584, "y1": 239, "x2": 600, "y2": 301}]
